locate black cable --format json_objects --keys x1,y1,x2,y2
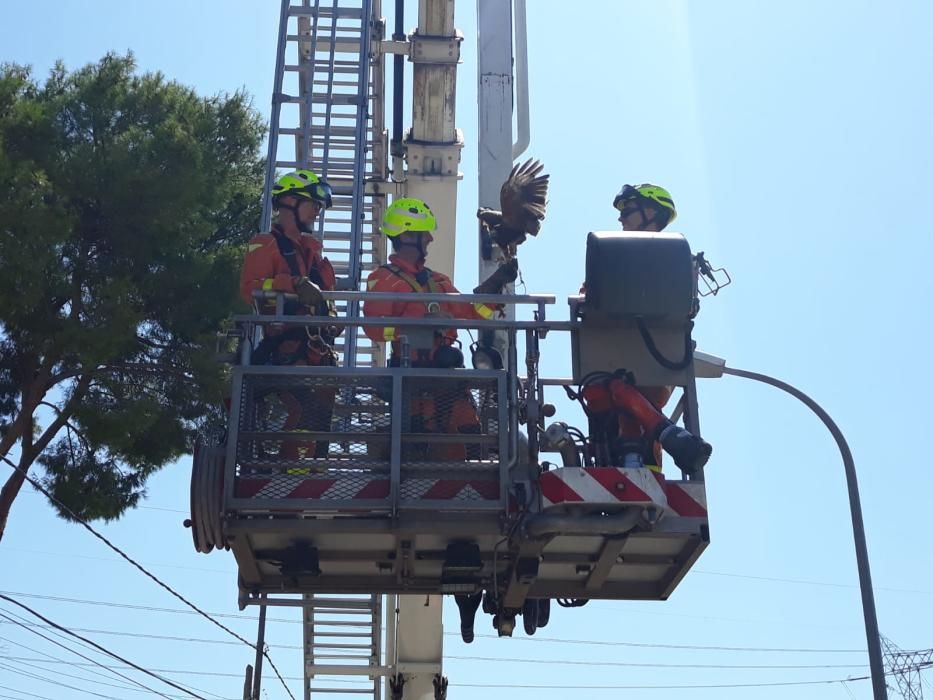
[
  {"x1": 0, "y1": 662, "x2": 122, "y2": 700},
  {"x1": 3, "y1": 658, "x2": 215, "y2": 700},
  {"x1": 450, "y1": 676, "x2": 878, "y2": 690},
  {"x1": 1, "y1": 460, "x2": 295, "y2": 700},
  {"x1": 5, "y1": 651, "x2": 871, "y2": 673},
  {"x1": 635, "y1": 317, "x2": 693, "y2": 371},
  {"x1": 0, "y1": 598, "x2": 203, "y2": 699},
  {"x1": 0, "y1": 589, "x2": 871, "y2": 654},
  {"x1": 0, "y1": 685, "x2": 55, "y2": 700},
  {"x1": 0, "y1": 611, "x2": 181, "y2": 699},
  {"x1": 0, "y1": 632, "x2": 211, "y2": 699}
]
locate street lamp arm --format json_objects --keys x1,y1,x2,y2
[{"x1": 721, "y1": 365, "x2": 888, "y2": 700}]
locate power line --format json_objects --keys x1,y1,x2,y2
[
  {"x1": 0, "y1": 685, "x2": 55, "y2": 700},
  {"x1": 1, "y1": 460, "x2": 295, "y2": 700},
  {"x1": 0, "y1": 595, "x2": 205, "y2": 700},
  {"x1": 2, "y1": 546, "x2": 229, "y2": 575},
  {"x1": 17, "y1": 489, "x2": 188, "y2": 514},
  {"x1": 0, "y1": 656, "x2": 880, "y2": 692},
  {"x1": 0, "y1": 610, "x2": 187, "y2": 700},
  {"x1": 0, "y1": 632, "x2": 209, "y2": 700},
  {"x1": 0, "y1": 630, "x2": 229, "y2": 700},
  {"x1": 0, "y1": 662, "x2": 123, "y2": 700},
  {"x1": 2, "y1": 657, "x2": 228, "y2": 700},
  {"x1": 449, "y1": 676, "x2": 878, "y2": 690},
  {"x1": 467, "y1": 632, "x2": 866, "y2": 654},
  {"x1": 1, "y1": 621, "x2": 871, "y2": 671},
  {"x1": 0, "y1": 589, "x2": 868, "y2": 655}
]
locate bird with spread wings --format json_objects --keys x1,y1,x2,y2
[{"x1": 476, "y1": 158, "x2": 549, "y2": 258}]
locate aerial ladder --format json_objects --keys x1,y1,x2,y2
[{"x1": 188, "y1": 2, "x2": 718, "y2": 698}]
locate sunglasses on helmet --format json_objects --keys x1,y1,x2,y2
[
  {"x1": 306, "y1": 181, "x2": 334, "y2": 210},
  {"x1": 613, "y1": 184, "x2": 641, "y2": 211}
]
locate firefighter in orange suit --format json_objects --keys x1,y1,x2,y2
[
  {"x1": 362, "y1": 198, "x2": 517, "y2": 461},
  {"x1": 240, "y1": 170, "x2": 340, "y2": 462},
  {"x1": 584, "y1": 184, "x2": 710, "y2": 474}
]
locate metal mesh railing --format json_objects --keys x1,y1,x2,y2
[{"x1": 231, "y1": 370, "x2": 504, "y2": 508}]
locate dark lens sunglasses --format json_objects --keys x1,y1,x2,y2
[{"x1": 306, "y1": 181, "x2": 334, "y2": 209}]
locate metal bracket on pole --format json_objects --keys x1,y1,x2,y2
[
  {"x1": 410, "y1": 30, "x2": 463, "y2": 64},
  {"x1": 404, "y1": 131, "x2": 464, "y2": 178}
]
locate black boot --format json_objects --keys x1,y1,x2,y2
[
  {"x1": 657, "y1": 423, "x2": 712, "y2": 475},
  {"x1": 454, "y1": 592, "x2": 483, "y2": 643}
]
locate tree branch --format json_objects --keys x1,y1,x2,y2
[
  {"x1": 21, "y1": 373, "x2": 93, "y2": 466},
  {"x1": 50, "y1": 361, "x2": 196, "y2": 385}
]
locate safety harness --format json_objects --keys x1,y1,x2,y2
[
  {"x1": 252, "y1": 227, "x2": 337, "y2": 366},
  {"x1": 380, "y1": 263, "x2": 464, "y2": 370}
]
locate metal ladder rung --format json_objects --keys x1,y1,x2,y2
[
  {"x1": 288, "y1": 37, "x2": 363, "y2": 51},
  {"x1": 276, "y1": 94, "x2": 364, "y2": 106},
  {"x1": 287, "y1": 5, "x2": 364, "y2": 19},
  {"x1": 307, "y1": 665, "x2": 390, "y2": 677},
  {"x1": 311, "y1": 653, "x2": 377, "y2": 661},
  {"x1": 312, "y1": 643, "x2": 374, "y2": 650},
  {"x1": 307, "y1": 689, "x2": 376, "y2": 695},
  {"x1": 307, "y1": 597, "x2": 378, "y2": 608},
  {"x1": 279, "y1": 126, "x2": 359, "y2": 138}
]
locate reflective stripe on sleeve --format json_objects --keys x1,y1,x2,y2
[
  {"x1": 262, "y1": 278, "x2": 275, "y2": 290},
  {"x1": 383, "y1": 327, "x2": 396, "y2": 341},
  {"x1": 473, "y1": 303, "x2": 495, "y2": 319}
]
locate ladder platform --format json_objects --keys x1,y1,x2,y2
[{"x1": 193, "y1": 362, "x2": 707, "y2": 606}]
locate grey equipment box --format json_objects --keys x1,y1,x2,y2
[
  {"x1": 572, "y1": 231, "x2": 698, "y2": 387},
  {"x1": 584, "y1": 231, "x2": 695, "y2": 322}
]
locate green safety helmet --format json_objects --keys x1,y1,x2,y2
[
  {"x1": 380, "y1": 198, "x2": 437, "y2": 237},
  {"x1": 272, "y1": 169, "x2": 333, "y2": 209},
  {"x1": 613, "y1": 183, "x2": 677, "y2": 224}
]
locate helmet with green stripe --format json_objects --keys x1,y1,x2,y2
[
  {"x1": 613, "y1": 183, "x2": 677, "y2": 226},
  {"x1": 380, "y1": 198, "x2": 437, "y2": 237},
  {"x1": 272, "y1": 169, "x2": 333, "y2": 209}
]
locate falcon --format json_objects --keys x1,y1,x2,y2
[{"x1": 477, "y1": 158, "x2": 549, "y2": 257}]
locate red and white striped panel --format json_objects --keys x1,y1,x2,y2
[
  {"x1": 539, "y1": 467, "x2": 707, "y2": 518},
  {"x1": 664, "y1": 480, "x2": 707, "y2": 518}
]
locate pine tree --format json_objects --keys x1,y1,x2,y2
[{"x1": 0, "y1": 53, "x2": 265, "y2": 538}]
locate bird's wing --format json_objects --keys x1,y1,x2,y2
[{"x1": 500, "y1": 158, "x2": 549, "y2": 236}]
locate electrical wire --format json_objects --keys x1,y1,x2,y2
[
  {"x1": 0, "y1": 662, "x2": 123, "y2": 700},
  {"x1": 0, "y1": 656, "x2": 885, "y2": 692},
  {"x1": 0, "y1": 589, "x2": 870, "y2": 654},
  {"x1": 0, "y1": 595, "x2": 205, "y2": 700},
  {"x1": 1, "y1": 460, "x2": 295, "y2": 700},
  {"x1": 0, "y1": 624, "x2": 872, "y2": 671},
  {"x1": 0, "y1": 685, "x2": 56, "y2": 700},
  {"x1": 0, "y1": 631, "x2": 228, "y2": 700},
  {"x1": 0, "y1": 631, "x2": 220, "y2": 700},
  {"x1": 2, "y1": 658, "x2": 224, "y2": 700},
  {"x1": 0, "y1": 611, "x2": 187, "y2": 700},
  {"x1": 449, "y1": 676, "x2": 875, "y2": 690}
]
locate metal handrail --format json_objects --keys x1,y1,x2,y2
[
  {"x1": 234, "y1": 313, "x2": 575, "y2": 333},
  {"x1": 252, "y1": 290, "x2": 556, "y2": 305}
]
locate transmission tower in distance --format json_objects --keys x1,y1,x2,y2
[{"x1": 882, "y1": 635, "x2": 933, "y2": 699}]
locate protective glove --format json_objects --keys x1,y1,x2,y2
[
  {"x1": 473, "y1": 258, "x2": 519, "y2": 295},
  {"x1": 293, "y1": 276, "x2": 324, "y2": 308}
]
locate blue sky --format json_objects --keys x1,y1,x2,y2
[{"x1": 2, "y1": 1, "x2": 932, "y2": 698}]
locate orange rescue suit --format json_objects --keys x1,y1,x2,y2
[{"x1": 363, "y1": 255, "x2": 496, "y2": 461}]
